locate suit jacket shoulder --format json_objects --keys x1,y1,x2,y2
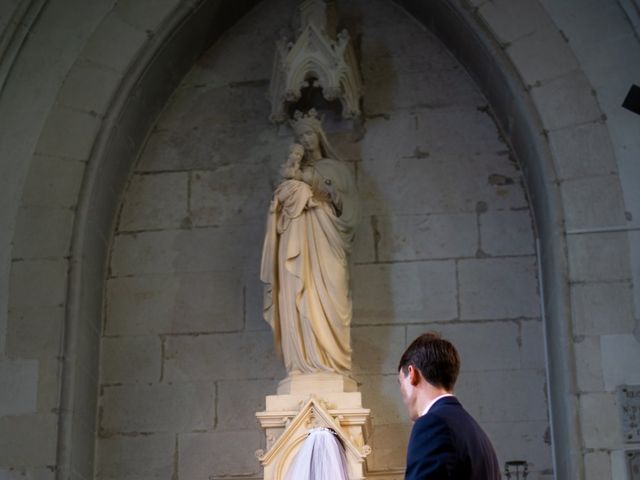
[
  {"x1": 405, "y1": 397, "x2": 500, "y2": 480},
  {"x1": 405, "y1": 410, "x2": 458, "y2": 479}
]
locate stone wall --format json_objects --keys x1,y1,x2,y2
[{"x1": 97, "y1": 0, "x2": 551, "y2": 478}]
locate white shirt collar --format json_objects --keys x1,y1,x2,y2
[{"x1": 421, "y1": 393, "x2": 455, "y2": 417}]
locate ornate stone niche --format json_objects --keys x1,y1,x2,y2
[{"x1": 268, "y1": 0, "x2": 363, "y2": 123}]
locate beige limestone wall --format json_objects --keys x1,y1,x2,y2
[
  {"x1": 97, "y1": 0, "x2": 551, "y2": 478},
  {"x1": 466, "y1": 0, "x2": 640, "y2": 477},
  {"x1": 532, "y1": 2, "x2": 640, "y2": 477}
]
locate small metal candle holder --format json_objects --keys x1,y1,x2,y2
[{"x1": 504, "y1": 460, "x2": 528, "y2": 479}]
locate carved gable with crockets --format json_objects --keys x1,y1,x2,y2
[
  {"x1": 269, "y1": 0, "x2": 363, "y2": 123},
  {"x1": 256, "y1": 397, "x2": 371, "y2": 479}
]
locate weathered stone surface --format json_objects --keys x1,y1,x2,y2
[
  {"x1": 358, "y1": 374, "x2": 407, "y2": 425},
  {"x1": 364, "y1": 67, "x2": 483, "y2": 115},
  {"x1": 361, "y1": 109, "x2": 505, "y2": 162},
  {"x1": 561, "y1": 175, "x2": 627, "y2": 230},
  {"x1": 571, "y1": 281, "x2": 635, "y2": 335},
  {"x1": 458, "y1": 257, "x2": 540, "y2": 320},
  {"x1": 0, "y1": 466, "x2": 55, "y2": 480},
  {"x1": 600, "y1": 334, "x2": 640, "y2": 392},
  {"x1": 0, "y1": 359, "x2": 38, "y2": 416},
  {"x1": 359, "y1": 150, "x2": 527, "y2": 216},
  {"x1": 579, "y1": 392, "x2": 621, "y2": 449},
  {"x1": 155, "y1": 82, "x2": 271, "y2": 134},
  {"x1": 21, "y1": 155, "x2": 85, "y2": 208},
  {"x1": 9, "y1": 259, "x2": 68, "y2": 309},
  {"x1": 178, "y1": 430, "x2": 261, "y2": 479},
  {"x1": 539, "y1": 0, "x2": 632, "y2": 56},
  {"x1": 375, "y1": 213, "x2": 478, "y2": 261},
  {"x1": 351, "y1": 217, "x2": 377, "y2": 264},
  {"x1": 520, "y1": 319, "x2": 546, "y2": 369},
  {"x1": 584, "y1": 450, "x2": 612, "y2": 480},
  {"x1": 106, "y1": 272, "x2": 243, "y2": 335},
  {"x1": 358, "y1": 112, "x2": 526, "y2": 216},
  {"x1": 217, "y1": 378, "x2": 278, "y2": 430},
  {"x1": 244, "y1": 268, "x2": 272, "y2": 332},
  {"x1": 360, "y1": 21, "x2": 462, "y2": 76},
  {"x1": 567, "y1": 232, "x2": 631, "y2": 282},
  {"x1": 482, "y1": 420, "x2": 552, "y2": 472},
  {"x1": 407, "y1": 321, "x2": 521, "y2": 371},
  {"x1": 57, "y1": 63, "x2": 122, "y2": 115},
  {"x1": 36, "y1": 357, "x2": 60, "y2": 413},
  {"x1": 100, "y1": 383, "x2": 215, "y2": 433},
  {"x1": 118, "y1": 173, "x2": 189, "y2": 232},
  {"x1": 478, "y1": 0, "x2": 553, "y2": 44},
  {"x1": 110, "y1": 226, "x2": 262, "y2": 276},
  {"x1": 100, "y1": 336, "x2": 161, "y2": 384},
  {"x1": 456, "y1": 369, "x2": 549, "y2": 422},
  {"x1": 184, "y1": 0, "x2": 290, "y2": 87},
  {"x1": 506, "y1": 25, "x2": 579, "y2": 85},
  {"x1": 6, "y1": 306, "x2": 63, "y2": 358},
  {"x1": 12, "y1": 206, "x2": 74, "y2": 259},
  {"x1": 96, "y1": 434, "x2": 175, "y2": 480},
  {"x1": 352, "y1": 261, "x2": 457, "y2": 323},
  {"x1": 0, "y1": 414, "x2": 57, "y2": 465},
  {"x1": 352, "y1": 325, "x2": 406, "y2": 374},
  {"x1": 479, "y1": 209, "x2": 535, "y2": 256},
  {"x1": 113, "y1": 0, "x2": 181, "y2": 31},
  {"x1": 79, "y1": 13, "x2": 148, "y2": 73},
  {"x1": 35, "y1": 106, "x2": 101, "y2": 161},
  {"x1": 574, "y1": 336, "x2": 604, "y2": 392},
  {"x1": 136, "y1": 122, "x2": 286, "y2": 173},
  {"x1": 163, "y1": 331, "x2": 285, "y2": 382},
  {"x1": 530, "y1": 71, "x2": 602, "y2": 131},
  {"x1": 547, "y1": 121, "x2": 617, "y2": 180},
  {"x1": 186, "y1": 31, "x2": 275, "y2": 90},
  {"x1": 631, "y1": 230, "x2": 640, "y2": 319},
  {"x1": 366, "y1": 422, "x2": 411, "y2": 471},
  {"x1": 189, "y1": 165, "x2": 273, "y2": 227},
  {"x1": 359, "y1": 18, "x2": 484, "y2": 113}
]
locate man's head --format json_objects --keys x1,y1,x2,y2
[{"x1": 397, "y1": 332, "x2": 461, "y2": 420}]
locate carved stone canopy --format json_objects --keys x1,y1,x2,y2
[{"x1": 268, "y1": 0, "x2": 363, "y2": 123}]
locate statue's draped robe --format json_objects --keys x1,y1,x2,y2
[{"x1": 261, "y1": 159, "x2": 358, "y2": 373}]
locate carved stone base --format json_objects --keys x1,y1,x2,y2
[{"x1": 256, "y1": 374, "x2": 372, "y2": 479}]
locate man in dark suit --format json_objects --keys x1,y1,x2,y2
[{"x1": 398, "y1": 332, "x2": 501, "y2": 480}]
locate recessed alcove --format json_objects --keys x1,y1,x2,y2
[{"x1": 95, "y1": 0, "x2": 552, "y2": 478}]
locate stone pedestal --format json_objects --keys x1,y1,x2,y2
[{"x1": 256, "y1": 373, "x2": 372, "y2": 479}]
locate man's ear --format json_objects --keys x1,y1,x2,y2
[{"x1": 408, "y1": 365, "x2": 420, "y2": 386}]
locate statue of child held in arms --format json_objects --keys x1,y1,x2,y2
[{"x1": 279, "y1": 143, "x2": 305, "y2": 180}]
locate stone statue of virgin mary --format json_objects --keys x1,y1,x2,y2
[{"x1": 260, "y1": 110, "x2": 359, "y2": 375}]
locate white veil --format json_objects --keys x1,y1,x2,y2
[{"x1": 285, "y1": 428, "x2": 350, "y2": 480}]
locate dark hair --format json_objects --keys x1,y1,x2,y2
[{"x1": 398, "y1": 332, "x2": 460, "y2": 391}]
